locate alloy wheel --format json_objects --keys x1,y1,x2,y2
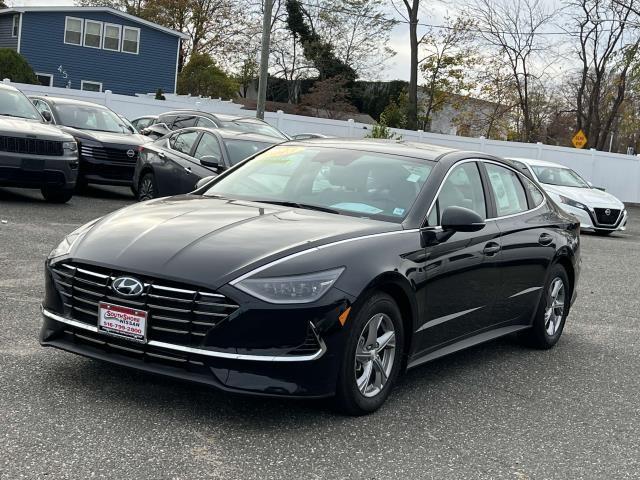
[
  {"x1": 544, "y1": 277, "x2": 565, "y2": 336},
  {"x1": 354, "y1": 313, "x2": 396, "y2": 398},
  {"x1": 139, "y1": 176, "x2": 155, "y2": 201}
]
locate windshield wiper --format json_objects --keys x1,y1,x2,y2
[{"x1": 253, "y1": 200, "x2": 341, "y2": 214}]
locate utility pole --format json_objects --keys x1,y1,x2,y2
[{"x1": 256, "y1": 0, "x2": 273, "y2": 120}]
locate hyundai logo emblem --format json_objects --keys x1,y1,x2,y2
[
  {"x1": 604, "y1": 208, "x2": 611, "y2": 216},
  {"x1": 126, "y1": 149, "x2": 135, "y2": 158},
  {"x1": 112, "y1": 276, "x2": 144, "y2": 297}
]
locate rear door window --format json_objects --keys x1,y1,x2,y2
[
  {"x1": 196, "y1": 116, "x2": 217, "y2": 128},
  {"x1": 485, "y1": 163, "x2": 529, "y2": 217}
]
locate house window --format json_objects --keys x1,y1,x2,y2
[
  {"x1": 36, "y1": 73, "x2": 53, "y2": 87},
  {"x1": 84, "y1": 20, "x2": 103, "y2": 49},
  {"x1": 12, "y1": 14, "x2": 19, "y2": 37},
  {"x1": 103, "y1": 23, "x2": 121, "y2": 51},
  {"x1": 64, "y1": 16, "x2": 83, "y2": 45},
  {"x1": 121, "y1": 26, "x2": 140, "y2": 54},
  {"x1": 81, "y1": 80, "x2": 102, "y2": 92}
]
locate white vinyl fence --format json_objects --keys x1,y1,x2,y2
[{"x1": 6, "y1": 79, "x2": 640, "y2": 203}]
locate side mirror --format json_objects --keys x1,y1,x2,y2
[
  {"x1": 200, "y1": 155, "x2": 222, "y2": 169},
  {"x1": 41, "y1": 110, "x2": 52, "y2": 123},
  {"x1": 195, "y1": 175, "x2": 216, "y2": 190},
  {"x1": 441, "y1": 206, "x2": 485, "y2": 232}
]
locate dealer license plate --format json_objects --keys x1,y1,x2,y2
[{"x1": 98, "y1": 302, "x2": 147, "y2": 343}]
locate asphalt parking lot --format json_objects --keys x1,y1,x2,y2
[{"x1": 1, "y1": 186, "x2": 639, "y2": 480}]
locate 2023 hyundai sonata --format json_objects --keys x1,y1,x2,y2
[{"x1": 40, "y1": 140, "x2": 580, "y2": 415}]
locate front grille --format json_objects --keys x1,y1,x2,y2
[
  {"x1": 0, "y1": 135, "x2": 63, "y2": 156},
  {"x1": 594, "y1": 208, "x2": 620, "y2": 225},
  {"x1": 80, "y1": 145, "x2": 138, "y2": 163},
  {"x1": 50, "y1": 263, "x2": 239, "y2": 347}
]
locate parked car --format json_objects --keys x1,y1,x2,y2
[
  {"x1": 41, "y1": 140, "x2": 580, "y2": 415},
  {"x1": 138, "y1": 110, "x2": 289, "y2": 141},
  {"x1": 132, "y1": 128, "x2": 281, "y2": 201},
  {"x1": 130, "y1": 115, "x2": 158, "y2": 132},
  {"x1": 0, "y1": 84, "x2": 78, "y2": 203},
  {"x1": 292, "y1": 133, "x2": 335, "y2": 140},
  {"x1": 507, "y1": 157, "x2": 627, "y2": 235},
  {"x1": 29, "y1": 96, "x2": 148, "y2": 189}
]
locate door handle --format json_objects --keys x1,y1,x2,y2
[
  {"x1": 483, "y1": 242, "x2": 501, "y2": 255},
  {"x1": 158, "y1": 151, "x2": 166, "y2": 159},
  {"x1": 538, "y1": 233, "x2": 553, "y2": 246},
  {"x1": 184, "y1": 167, "x2": 192, "y2": 173}
]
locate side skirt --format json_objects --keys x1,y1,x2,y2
[{"x1": 407, "y1": 325, "x2": 530, "y2": 370}]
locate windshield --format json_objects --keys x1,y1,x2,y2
[
  {"x1": 204, "y1": 145, "x2": 434, "y2": 222},
  {"x1": 220, "y1": 120, "x2": 288, "y2": 140},
  {"x1": 55, "y1": 104, "x2": 129, "y2": 133},
  {"x1": 531, "y1": 165, "x2": 589, "y2": 188},
  {"x1": 223, "y1": 139, "x2": 274, "y2": 165},
  {"x1": 0, "y1": 89, "x2": 42, "y2": 120}
]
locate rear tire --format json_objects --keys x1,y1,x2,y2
[
  {"x1": 137, "y1": 172, "x2": 157, "y2": 201},
  {"x1": 334, "y1": 292, "x2": 404, "y2": 416},
  {"x1": 41, "y1": 187, "x2": 73, "y2": 203},
  {"x1": 521, "y1": 264, "x2": 570, "y2": 349}
]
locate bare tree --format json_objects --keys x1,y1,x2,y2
[
  {"x1": 570, "y1": 0, "x2": 640, "y2": 150},
  {"x1": 390, "y1": 0, "x2": 423, "y2": 130},
  {"x1": 470, "y1": 0, "x2": 556, "y2": 142}
]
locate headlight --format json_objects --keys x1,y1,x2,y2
[
  {"x1": 558, "y1": 195, "x2": 587, "y2": 210},
  {"x1": 63, "y1": 141, "x2": 78, "y2": 154},
  {"x1": 48, "y1": 218, "x2": 100, "y2": 260},
  {"x1": 234, "y1": 267, "x2": 345, "y2": 304}
]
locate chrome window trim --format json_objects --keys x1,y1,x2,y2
[
  {"x1": 42, "y1": 307, "x2": 326, "y2": 362},
  {"x1": 424, "y1": 158, "x2": 548, "y2": 227}
]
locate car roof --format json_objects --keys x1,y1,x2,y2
[
  {"x1": 282, "y1": 138, "x2": 457, "y2": 161},
  {"x1": 159, "y1": 110, "x2": 218, "y2": 118},
  {"x1": 215, "y1": 114, "x2": 268, "y2": 124},
  {"x1": 176, "y1": 127, "x2": 282, "y2": 144},
  {"x1": 506, "y1": 157, "x2": 570, "y2": 169},
  {"x1": 29, "y1": 95, "x2": 111, "y2": 110}
]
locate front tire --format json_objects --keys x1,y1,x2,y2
[
  {"x1": 137, "y1": 172, "x2": 157, "y2": 201},
  {"x1": 594, "y1": 229, "x2": 614, "y2": 236},
  {"x1": 521, "y1": 264, "x2": 570, "y2": 349},
  {"x1": 334, "y1": 292, "x2": 404, "y2": 416},
  {"x1": 41, "y1": 187, "x2": 73, "y2": 203}
]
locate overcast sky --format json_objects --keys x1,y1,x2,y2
[{"x1": 8, "y1": 0, "x2": 455, "y2": 82}]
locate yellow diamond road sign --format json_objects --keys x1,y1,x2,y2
[{"x1": 572, "y1": 130, "x2": 587, "y2": 149}]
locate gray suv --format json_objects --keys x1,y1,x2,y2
[{"x1": 0, "y1": 83, "x2": 78, "y2": 203}]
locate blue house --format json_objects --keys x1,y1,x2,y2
[{"x1": 0, "y1": 6, "x2": 188, "y2": 95}]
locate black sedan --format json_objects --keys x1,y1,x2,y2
[
  {"x1": 138, "y1": 110, "x2": 289, "y2": 141},
  {"x1": 30, "y1": 96, "x2": 148, "y2": 188},
  {"x1": 132, "y1": 128, "x2": 281, "y2": 201},
  {"x1": 40, "y1": 140, "x2": 580, "y2": 415}
]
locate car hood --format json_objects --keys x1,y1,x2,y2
[
  {"x1": 541, "y1": 184, "x2": 624, "y2": 209},
  {"x1": 68, "y1": 196, "x2": 399, "y2": 289},
  {"x1": 60, "y1": 126, "x2": 148, "y2": 145},
  {"x1": 0, "y1": 116, "x2": 74, "y2": 141}
]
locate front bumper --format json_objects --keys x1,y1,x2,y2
[
  {"x1": 40, "y1": 262, "x2": 353, "y2": 398},
  {"x1": 559, "y1": 204, "x2": 627, "y2": 232},
  {"x1": 0, "y1": 151, "x2": 78, "y2": 189}
]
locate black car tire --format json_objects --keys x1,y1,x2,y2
[
  {"x1": 521, "y1": 264, "x2": 570, "y2": 349},
  {"x1": 75, "y1": 175, "x2": 88, "y2": 192},
  {"x1": 594, "y1": 230, "x2": 614, "y2": 236},
  {"x1": 41, "y1": 187, "x2": 73, "y2": 204},
  {"x1": 334, "y1": 292, "x2": 404, "y2": 416},
  {"x1": 137, "y1": 172, "x2": 157, "y2": 201}
]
